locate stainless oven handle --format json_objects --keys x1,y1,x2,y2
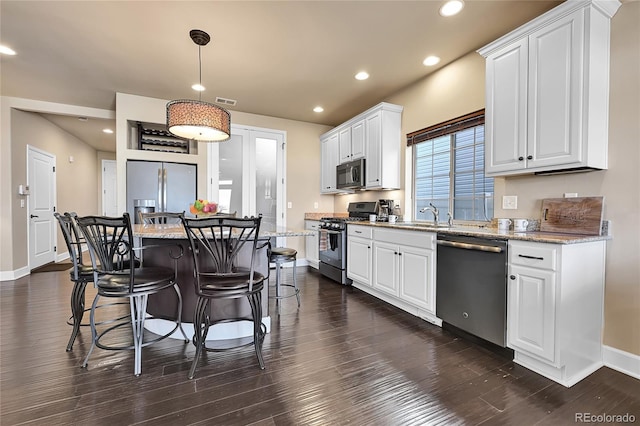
[
  {"x1": 324, "y1": 230, "x2": 343, "y2": 235},
  {"x1": 437, "y1": 239, "x2": 503, "y2": 253}
]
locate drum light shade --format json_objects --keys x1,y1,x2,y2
[
  {"x1": 167, "y1": 99, "x2": 230, "y2": 142},
  {"x1": 166, "y1": 29, "x2": 231, "y2": 142}
]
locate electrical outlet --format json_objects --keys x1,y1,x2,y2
[
  {"x1": 564, "y1": 192, "x2": 578, "y2": 198},
  {"x1": 313, "y1": 202, "x2": 319, "y2": 209},
  {"x1": 287, "y1": 202, "x2": 292, "y2": 209},
  {"x1": 502, "y1": 195, "x2": 518, "y2": 210}
]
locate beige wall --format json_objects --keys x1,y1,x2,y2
[
  {"x1": 10, "y1": 110, "x2": 101, "y2": 264},
  {"x1": 379, "y1": 2, "x2": 639, "y2": 356}
]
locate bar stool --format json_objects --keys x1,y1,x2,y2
[{"x1": 268, "y1": 243, "x2": 300, "y2": 307}]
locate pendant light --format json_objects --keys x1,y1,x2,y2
[{"x1": 166, "y1": 29, "x2": 230, "y2": 142}]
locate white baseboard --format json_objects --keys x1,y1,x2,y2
[
  {"x1": 603, "y1": 345, "x2": 640, "y2": 380},
  {"x1": 0, "y1": 266, "x2": 30, "y2": 282}
]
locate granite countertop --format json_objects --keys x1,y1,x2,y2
[
  {"x1": 132, "y1": 224, "x2": 315, "y2": 239},
  {"x1": 304, "y1": 212, "x2": 348, "y2": 220},
  {"x1": 347, "y1": 221, "x2": 611, "y2": 245}
]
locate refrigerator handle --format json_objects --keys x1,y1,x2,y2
[
  {"x1": 157, "y1": 168, "x2": 163, "y2": 212},
  {"x1": 163, "y1": 168, "x2": 168, "y2": 212}
]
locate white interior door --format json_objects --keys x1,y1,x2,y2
[
  {"x1": 208, "y1": 125, "x2": 285, "y2": 233},
  {"x1": 102, "y1": 159, "x2": 118, "y2": 216},
  {"x1": 28, "y1": 146, "x2": 56, "y2": 269}
]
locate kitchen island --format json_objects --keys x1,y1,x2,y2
[{"x1": 132, "y1": 223, "x2": 314, "y2": 341}]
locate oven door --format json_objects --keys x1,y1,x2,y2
[{"x1": 319, "y1": 228, "x2": 345, "y2": 269}]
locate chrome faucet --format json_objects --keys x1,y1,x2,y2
[{"x1": 419, "y1": 203, "x2": 439, "y2": 225}]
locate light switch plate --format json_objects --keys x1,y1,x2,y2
[
  {"x1": 287, "y1": 202, "x2": 292, "y2": 209},
  {"x1": 502, "y1": 195, "x2": 518, "y2": 210}
]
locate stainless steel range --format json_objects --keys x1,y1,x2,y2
[{"x1": 319, "y1": 201, "x2": 378, "y2": 285}]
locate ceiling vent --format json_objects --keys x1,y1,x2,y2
[{"x1": 215, "y1": 97, "x2": 237, "y2": 106}]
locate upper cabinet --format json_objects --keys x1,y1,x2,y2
[
  {"x1": 478, "y1": 0, "x2": 621, "y2": 177},
  {"x1": 320, "y1": 102, "x2": 403, "y2": 193},
  {"x1": 320, "y1": 132, "x2": 340, "y2": 193},
  {"x1": 338, "y1": 119, "x2": 365, "y2": 163}
]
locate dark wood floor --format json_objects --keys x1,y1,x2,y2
[{"x1": 1, "y1": 267, "x2": 639, "y2": 425}]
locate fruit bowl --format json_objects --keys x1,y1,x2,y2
[{"x1": 190, "y1": 199, "x2": 218, "y2": 216}]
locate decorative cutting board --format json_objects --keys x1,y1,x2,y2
[{"x1": 540, "y1": 196, "x2": 604, "y2": 235}]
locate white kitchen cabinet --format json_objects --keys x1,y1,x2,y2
[
  {"x1": 398, "y1": 245, "x2": 435, "y2": 312},
  {"x1": 347, "y1": 225, "x2": 372, "y2": 286},
  {"x1": 320, "y1": 102, "x2": 403, "y2": 191},
  {"x1": 338, "y1": 119, "x2": 365, "y2": 164},
  {"x1": 320, "y1": 133, "x2": 339, "y2": 193},
  {"x1": 372, "y1": 241, "x2": 400, "y2": 296},
  {"x1": 349, "y1": 227, "x2": 437, "y2": 321},
  {"x1": 365, "y1": 105, "x2": 403, "y2": 190},
  {"x1": 507, "y1": 239, "x2": 606, "y2": 387},
  {"x1": 479, "y1": 0, "x2": 620, "y2": 176},
  {"x1": 305, "y1": 220, "x2": 320, "y2": 269}
]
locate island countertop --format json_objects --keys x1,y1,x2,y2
[{"x1": 132, "y1": 224, "x2": 315, "y2": 239}]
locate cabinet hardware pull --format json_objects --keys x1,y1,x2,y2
[
  {"x1": 518, "y1": 156, "x2": 524, "y2": 161},
  {"x1": 510, "y1": 275, "x2": 516, "y2": 280},
  {"x1": 527, "y1": 155, "x2": 533, "y2": 160},
  {"x1": 518, "y1": 254, "x2": 544, "y2": 260},
  {"x1": 437, "y1": 240, "x2": 503, "y2": 253}
]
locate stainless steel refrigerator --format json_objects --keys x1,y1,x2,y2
[{"x1": 126, "y1": 160, "x2": 197, "y2": 223}]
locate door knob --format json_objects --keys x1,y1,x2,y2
[{"x1": 30, "y1": 214, "x2": 39, "y2": 218}]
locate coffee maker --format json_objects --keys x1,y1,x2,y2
[{"x1": 378, "y1": 199, "x2": 394, "y2": 222}]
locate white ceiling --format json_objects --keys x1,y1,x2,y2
[{"x1": 1, "y1": 0, "x2": 562, "y2": 152}]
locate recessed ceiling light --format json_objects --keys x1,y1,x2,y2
[
  {"x1": 313, "y1": 106, "x2": 324, "y2": 113},
  {"x1": 191, "y1": 83, "x2": 205, "y2": 92},
  {"x1": 355, "y1": 71, "x2": 369, "y2": 81},
  {"x1": 0, "y1": 45, "x2": 16, "y2": 55},
  {"x1": 440, "y1": 0, "x2": 464, "y2": 17},
  {"x1": 103, "y1": 128, "x2": 114, "y2": 134},
  {"x1": 423, "y1": 56, "x2": 441, "y2": 66}
]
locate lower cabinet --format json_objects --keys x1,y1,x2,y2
[
  {"x1": 348, "y1": 225, "x2": 437, "y2": 323},
  {"x1": 304, "y1": 220, "x2": 320, "y2": 269},
  {"x1": 507, "y1": 240, "x2": 606, "y2": 387},
  {"x1": 347, "y1": 225, "x2": 373, "y2": 286}
]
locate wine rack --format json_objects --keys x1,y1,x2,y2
[{"x1": 137, "y1": 122, "x2": 190, "y2": 154}]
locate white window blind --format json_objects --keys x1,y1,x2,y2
[{"x1": 409, "y1": 110, "x2": 493, "y2": 222}]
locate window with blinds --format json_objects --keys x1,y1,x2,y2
[{"x1": 408, "y1": 110, "x2": 493, "y2": 222}]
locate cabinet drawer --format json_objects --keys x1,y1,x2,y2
[
  {"x1": 348, "y1": 224, "x2": 373, "y2": 239},
  {"x1": 305, "y1": 220, "x2": 320, "y2": 231},
  {"x1": 509, "y1": 242, "x2": 557, "y2": 271},
  {"x1": 374, "y1": 228, "x2": 435, "y2": 250}
]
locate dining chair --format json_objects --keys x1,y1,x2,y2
[
  {"x1": 76, "y1": 212, "x2": 189, "y2": 376},
  {"x1": 55, "y1": 212, "x2": 95, "y2": 351},
  {"x1": 180, "y1": 215, "x2": 266, "y2": 379},
  {"x1": 138, "y1": 211, "x2": 184, "y2": 225}
]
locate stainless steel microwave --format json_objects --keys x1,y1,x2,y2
[{"x1": 336, "y1": 158, "x2": 365, "y2": 190}]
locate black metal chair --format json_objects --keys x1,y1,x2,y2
[
  {"x1": 268, "y1": 243, "x2": 300, "y2": 309},
  {"x1": 138, "y1": 211, "x2": 184, "y2": 225},
  {"x1": 76, "y1": 213, "x2": 189, "y2": 376},
  {"x1": 180, "y1": 215, "x2": 266, "y2": 379},
  {"x1": 55, "y1": 212, "x2": 95, "y2": 351}
]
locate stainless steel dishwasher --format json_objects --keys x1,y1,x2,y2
[{"x1": 436, "y1": 234, "x2": 508, "y2": 347}]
